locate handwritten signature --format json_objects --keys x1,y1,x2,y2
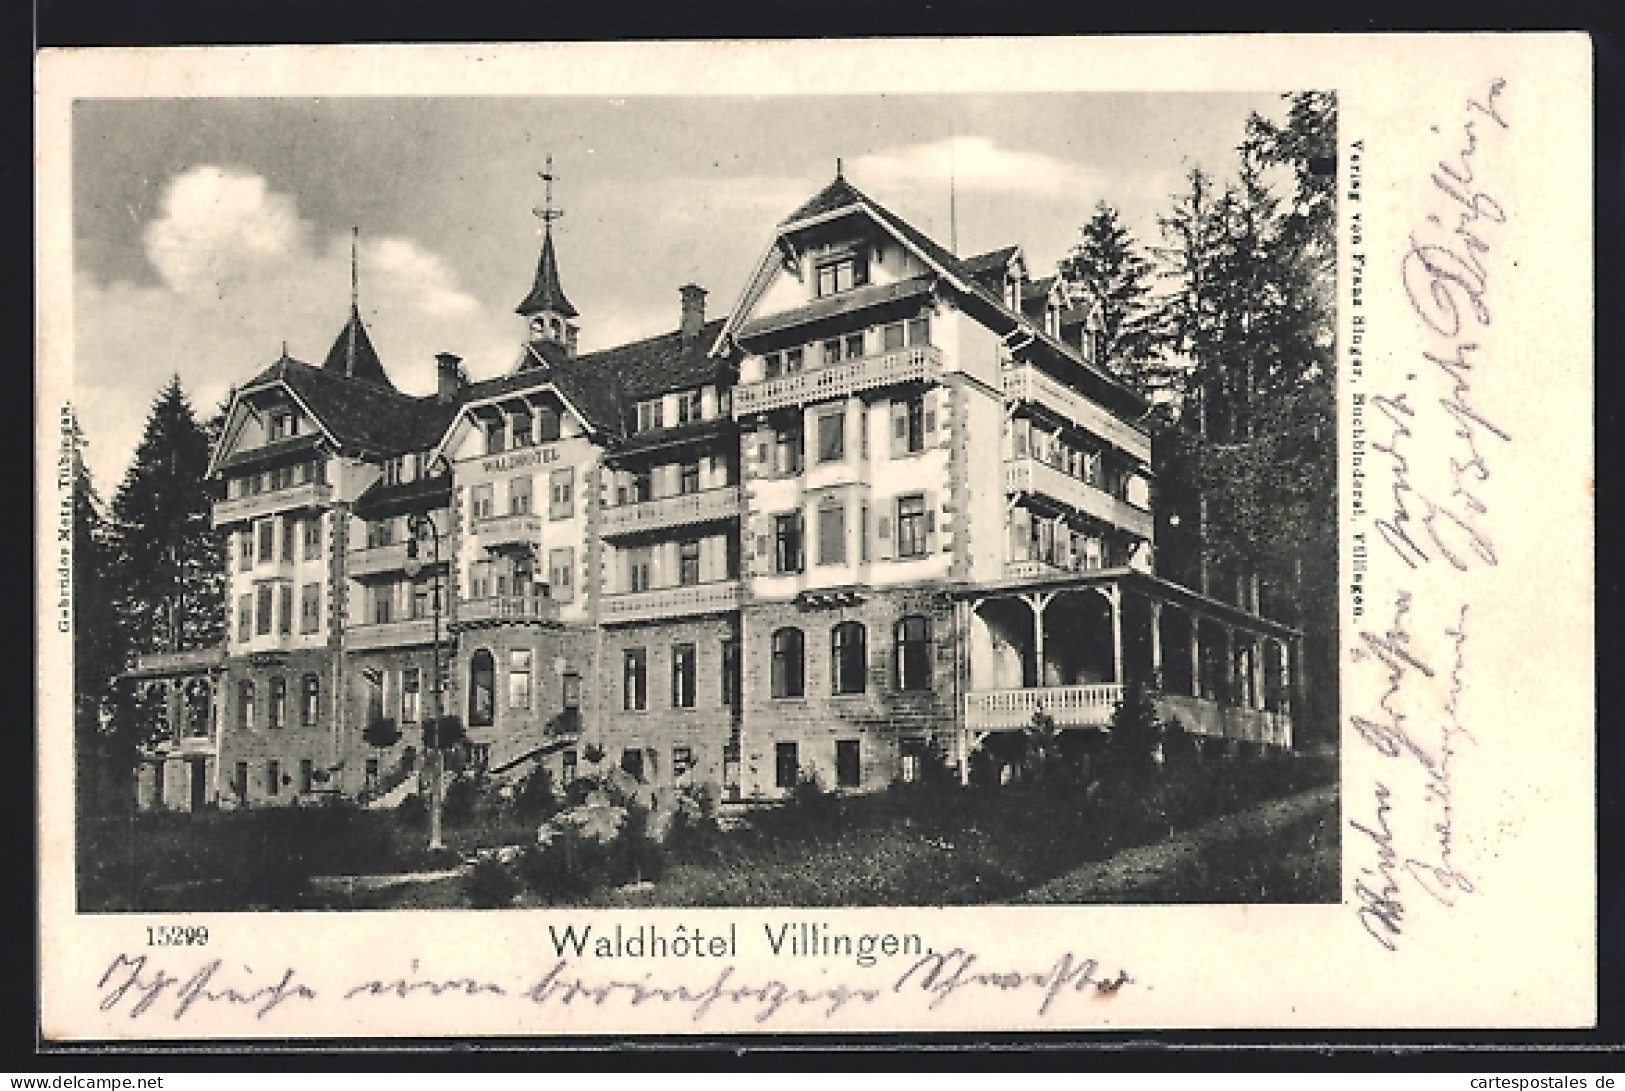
[
  {"x1": 1376, "y1": 78, "x2": 1513, "y2": 572},
  {"x1": 1350, "y1": 592, "x2": 1479, "y2": 951},
  {"x1": 95, "y1": 949, "x2": 1135, "y2": 1025}
]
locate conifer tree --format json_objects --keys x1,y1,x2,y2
[
  {"x1": 1057, "y1": 201, "x2": 1164, "y2": 393},
  {"x1": 69, "y1": 413, "x2": 129, "y2": 816},
  {"x1": 109, "y1": 376, "x2": 225, "y2": 658}
]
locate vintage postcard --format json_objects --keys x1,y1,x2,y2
[{"x1": 36, "y1": 36, "x2": 1594, "y2": 1038}]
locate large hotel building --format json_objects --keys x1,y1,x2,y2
[{"x1": 126, "y1": 172, "x2": 1300, "y2": 812}]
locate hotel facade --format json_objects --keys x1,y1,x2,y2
[{"x1": 126, "y1": 173, "x2": 1300, "y2": 812}]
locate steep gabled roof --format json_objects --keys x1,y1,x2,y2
[
  {"x1": 321, "y1": 305, "x2": 394, "y2": 388},
  {"x1": 515, "y1": 228, "x2": 578, "y2": 319},
  {"x1": 780, "y1": 175, "x2": 867, "y2": 226}
]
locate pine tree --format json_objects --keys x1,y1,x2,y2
[
  {"x1": 110, "y1": 376, "x2": 226, "y2": 658},
  {"x1": 1057, "y1": 201, "x2": 1164, "y2": 393},
  {"x1": 69, "y1": 414, "x2": 130, "y2": 817}
]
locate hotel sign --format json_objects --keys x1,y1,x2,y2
[{"x1": 481, "y1": 447, "x2": 560, "y2": 474}]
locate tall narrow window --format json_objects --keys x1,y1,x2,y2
[
  {"x1": 237, "y1": 680, "x2": 255, "y2": 731},
  {"x1": 401, "y1": 668, "x2": 421, "y2": 723},
  {"x1": 774, "y1": 512, "x2": 804, "y2": 574},
  {"x1": 548, "y1": 547, "x2": 575, "y2": 603},
  {"x1": 371, "y1": 582, "x2": 393, "y2": 625},
  {"x1": 267, "y1": 760, "x2": 281, "y2": 796},
  {"x1": 680, "y1": 460, "x2": 701, "y2": 495},
  {"x1": 469, "y1": 649, "x2": 495, "y2": 727},
  {"x1": 509, "y1": 475, "x2": 533, "y2": 515},
  {"x1": 679, "y1": 540, "x2": 701, "y2": 586},
  {"x1": 268, "y1": 676, "x2": 286, "y2": 729},
  {"x1": 831, "y1": 621, "x2": 867, "y2": 695},
  {"x1": 280, "y1": 516, "x2": 296, "y2": 562},
  {"x1": 896, "y1": 494, "x2": 930, "y2": 558},
  {"x1": 836, "y1": 739, "x2": 861, "y2": 789},
  {"x1": 536, "y1": 405, "x2": 561, "y2": 442},
  {"x1": 775, "y1": 742, "x2": 799, "y2": 789},
  {"x1": 895, "y1": 615, "x2": 933, "y2": 691},
  {"x1": 721, "y1": 639, "x2": 740, "y2": 708},
  {"x1": 771, "y1": 628, "x2": 805, "y2": 698},
  {"x1": 239, "y1": 530, "x2": 254, "y2": 572},
  {"x1": 303, "y1": 515, "x2": 322, "y2": 560},
  {"x1": 278, "y1": 584, "x2": 293, "y2": 635},
  {"x1": 237, "y1": 593, "x2": 252, "y2": 642},
  {"x1": 817, "y1": 500, "x2": 847, "y2": 566},
  {"x1": 623, "y1": 649, "x2": 648, "y2": 711},
  {"x1": 773, "y1": 422, "x2": 803, "y2": 476},
  {"x1": 484, "y1": 418, "x2": 505, "y2": 455},
  {"x1": 255, "y1": 584, "x2": 274, "y2": 635},
  {"x1": 299, "y1": 759, "x2": 314, "y2": 794},
  {"x1": 511, "y1": 408, "x2": 534, "y2": 447},
  {"x1": 816, "y1": 411, "x2": 845, "y2": 463},
  {"x1": 472, "y1": 483, "x2": 494, "y2": 521},
  {"x1": 301, "y1": 674, "x2": 320, "y2": 726},
  {"x1": 234, "y1": 762, "x2": 249, "y2": 800},
  {"x1": 257, "y1": 520, "x2": 275, "y2": 563},
  {"x1": 627, "y1": 547, "x2": 653, "y2": 593},
  {"x1": 891, "y1": 395, "x2": 926, "y2": 456},
  {"x1": 549, "y1": 467, "x2": 575, "y2": 520},
  {"x1": 671, "y1": 643, "x2": 696, "y2": 709},
  {"x1": 509, "y1": 649, "x2": 533, "y2": 711}
]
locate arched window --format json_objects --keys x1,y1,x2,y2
[
  {"x1": 895, "y1": 615, "x2": 933, "y2": 691},
  {"x1": 469, "y1": 649, "x2": 495, "y2": 727},
  {"x1": 830, "y1": 621, "x2": 867, "y2": 695},
  {"x1": 184, "y1": 678, "x2": 211, "y2": 737},
  {"x1": 770, "y1": 627, "x2": 804, "y2": 699}
]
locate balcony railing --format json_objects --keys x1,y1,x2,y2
[
  {"x1": 600, "y1": 486, "x2": 742, "y2": 537},
  {"x1": 1154, "y1": 693, "x2": 1293, "y2": 749},
  {"x1": 457, "y1": 595, "x2": 561, "y2": 625},
  {"x1": 964, "y1": 684, "x2": 1124, "y2": 731},
  {"x1": 473, "y1": 513, "x2": 543, "y2": 550},
  {"x1": 1002, "y1": 558, "x2": 1077, "y2": 582},
  {"x1": 600, "y1": 580, "x2": 745, "y2": 624},
  {"x1": 130, "y1": 647, "x2": 225, "y2": 676},
  {"x1": 347, "y1": 541, "x2": 411, "y2": 578},
  {"x1": 1001, "y1": 365, "x2": 1152, "y2": 463},
  {"x1": 212, "y1": 481, "x2": 333, "y2": 527},
  {"x1": 1005, "y1": 457, "x2": 1155, "y2": 541},
  {"x1": 347, "y1": 617, "x2": 439, "y2": 650},
  {"x1": 732, "y1": 345, "x2": 943, "y2": 417}
]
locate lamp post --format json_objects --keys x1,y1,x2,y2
[{"x1": 403, "y1": 511, "x2": 445, "y2": 852}]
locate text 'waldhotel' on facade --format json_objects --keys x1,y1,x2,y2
[{"x1": 127, "y1": 170, "x2": 1301, "y2": 812}]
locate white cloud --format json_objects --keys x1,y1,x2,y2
[
  {"x1": 851, "y1": 137, "x2": 1093, "y2": 199},
  {"x1": 75, "y1": 166, "x2": 517, "y2": 491}
]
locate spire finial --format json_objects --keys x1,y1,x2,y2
[
  {"x1": 836, "y1": 156, "x2": 843, "y2": 179},
  {"x1": 533, "y1": 154, "x2": 564, "y2": 232},
  {"x1": 350, "y1": 226, "x2": 359, "y2": 310}
]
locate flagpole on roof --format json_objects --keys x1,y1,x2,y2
[{"x1": 347, "y1": 227, "x2": 360, "y2": 378}]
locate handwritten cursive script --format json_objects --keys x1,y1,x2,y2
[{"x1": 96, "y1": 953, "x2": 317, "y2": 1020}]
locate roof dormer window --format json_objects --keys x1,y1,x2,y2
[
  {"x1": 269, "y1": 411, "x2": 297, "y2": 442},
  {"x1": 635, "y1": 399, "x2": 664, "y2": 434},
  {"x1": 1004, "y1": 275, "x2": 1020, "y2": 312},
  {"x1": 815, "y1": 253, "x2": 868, "y2": 298}
]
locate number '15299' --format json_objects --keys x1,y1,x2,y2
[{"x1": 147, "y1": 925, "x2": 209, "y2": 947}]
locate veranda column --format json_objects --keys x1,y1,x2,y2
[
  {"x1": 1020, "y1": 591, "x2": 1054, "y2": 688},
  {"x1": 1106, "y1": 584, "x2": 1124, "y2": 686},
  {"x1": 1149, "y1": 598, "x2": 1164, "y2": 689},
  {"x1": 1251, "y1": 635, "x2": 1267, "y2": 710},
  {"x1": 1189, "y1": 613, "x2": 1202, "y2": 697},
  {"x1": 1279, "y1": 638, "x2": 1294, "y2": 716},
  {"x1": 1221, "y1": 624, "x2": 1236, "y2": 705}
]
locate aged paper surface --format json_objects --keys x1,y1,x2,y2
[{"x1": 36, "y1": 35, "x2": 1594, "y2": 1037}]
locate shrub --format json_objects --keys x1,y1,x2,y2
[
  {"x1": 1107, "y1": 681, "x2": 1164, "y2": 781},
  {"x1": 395, "y1": 792, "x2": 427, "y2": 829},
  {"x1": 362, "y1": 717, "x2": 401, "y2": 750},
  {"x1": 462, "y1": 856, "x2": 518, "y2": 908},
  {"x1": 510, "y1": 766, "x2": 559, "y2": 823},
  {"x1": 442, "y1": 774, "x2": 483, "y2": 827}
]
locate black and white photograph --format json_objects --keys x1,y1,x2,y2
[
  {"x1": 36, "y1": 37, "x2": 1592, "y2": 1037},
  {"x1": 67, "y1": 88, "x2": 1338, "y2": 914}
]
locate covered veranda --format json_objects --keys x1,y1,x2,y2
[{"x1": 953, "y1": 568, "x2": 1299, "y2": 779}]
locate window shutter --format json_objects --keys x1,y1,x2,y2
[
  {"x1": 876, "y1": 512, "x2": 894, "y2": 561},
  {"x1": 925, "y1": 492, "x2": 939, "y2": 553},
  {"x1": 890, "y1": 400, "x2": 907, "y2": 459},
  {"x1": 923, "y1": 390, "x2": 938, "y2": 440}
]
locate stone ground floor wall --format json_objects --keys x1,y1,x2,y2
[
  {"x1": 588, "y1": 612, "x2": 741, "y2": 799},
  {"x1": 737, "y1": 586, "x2": 958, "y2": 799},
  {"x1": 451, "y1": 621, "x2": 579, "y2": 772},
  {"x1": 135, "y1": 753, "x2": 215, "y2": 812},
  {"x1": 216, "y1": 647, "x2": 344, "y2": 807}
]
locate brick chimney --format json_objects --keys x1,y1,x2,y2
[
  {"x1": 435, "y1": 352, "x2": 465, "y2": 402},
  {"x1": 679, "y1": 284, "x2": 707, "y2": 344}
]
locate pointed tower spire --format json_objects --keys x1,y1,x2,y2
[
  {"x1": 322, "y1": 226, "x2": 395, "y2": 389},
  {"x1": 516, "y1": 157, "x2": 579, "y2": 357},
  {"x1": 346, "y1": 226, "x2": 360, "y2": 377}
]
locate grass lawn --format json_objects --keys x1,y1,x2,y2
[{"x1": 79, "y1": 753, "x2": 1338, "y2": 911}]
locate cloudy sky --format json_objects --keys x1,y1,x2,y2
[{"x1": 71, "y1": 92, "x2": 1286, "y2": 490}]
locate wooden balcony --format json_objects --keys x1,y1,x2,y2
[
  {"x1": 1001, "y1": 364, "x2": 1151, "y2": 463},
  {"x1": 1005, "y1": 457, "x2": 1155, "y2": 540},
  {"x1": 212, "y1": 481, "x2": 332, "y2": 527},
  {"x1": 473, "y1": 513, "x2": 543, "y2": 550},
  {"x1": 1002, "y1": 558, "x2": 1077, "y2": 581},
  {"x1": 600, "y1": 486, "x2": 742, "y2": 538},
  {"x1": 347, "y1": 541, "x2": 410, "y2": 578},
  {"x1": 732, "y1": 345, "x2": 943, "y2": 416},
  {"x1": 964, "y1": 683, "x2": 1124, "y2": 731},
  {"x1": 347, "y1": 617, "x2": 439, "y2": 650},
  {"x1": 456, "y1": 595, "x2": 561, "y2": 627},
  {"x1": 600, "y1": 580, "x2": 745, "y2": 624}
]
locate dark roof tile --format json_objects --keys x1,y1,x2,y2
[{"x1": 321, "y1": 306, "x2": 394, "y2": 388}]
